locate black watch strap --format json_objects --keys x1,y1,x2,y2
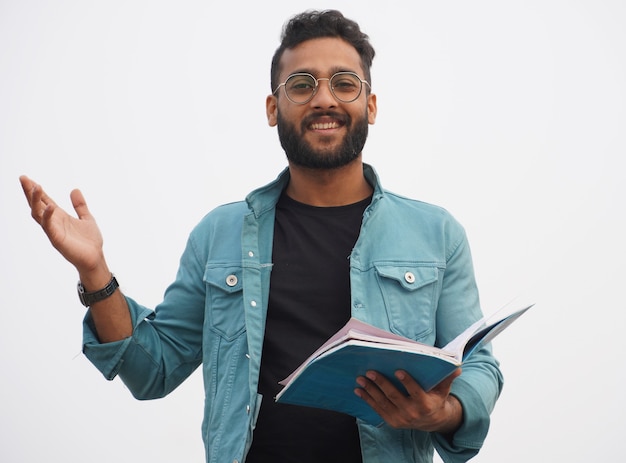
[{"x1": 77, "y1": 275, "x2": 119, "y2": 307}]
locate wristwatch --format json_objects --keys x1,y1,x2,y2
[{"x1": 77, "y1": 275, "x2": 119, "y2": 307}]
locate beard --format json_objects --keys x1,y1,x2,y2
[{"x1": 276, "y1": 109, "x2": 369, "y2": 169}]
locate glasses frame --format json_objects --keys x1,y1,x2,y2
[{"x1": 273, "y1": 71, "x2": 371, "y2": 105}]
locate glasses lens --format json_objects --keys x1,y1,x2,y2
[
  {"x1": 285, "y1": 74, "x2": 316, "y2": 103},
  {"x1": 330, "y1": 73, "x2": 362, "y2": 102}
]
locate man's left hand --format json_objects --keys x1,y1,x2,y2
[{"x1": 355, "y1": 368, "x2": 463, "y2": 434}]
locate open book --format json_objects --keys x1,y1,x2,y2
[{"x1": 275, "y1": 302, "x2": 533, "y2": 426}]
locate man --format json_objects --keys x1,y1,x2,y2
[{"x1": 20, "y1": 10, "x2": 502, "y2": 463}]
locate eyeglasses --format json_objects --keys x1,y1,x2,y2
[{"x1": 273, "y1": 71, "x2": 370, "y2": 105}]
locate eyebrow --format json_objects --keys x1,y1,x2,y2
[{"x1": 288, "y1": 66, "x2": 361, "y2": 77}]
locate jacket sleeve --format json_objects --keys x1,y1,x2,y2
[
  {"x1": 82, "y1": 231, "x2": 206, "y2": 400},
  {"x1": 431, "y1": 231, "x2": 504, "y2": 462}
]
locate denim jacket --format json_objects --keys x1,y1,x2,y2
[{"x1": 83, "y1": 164, "x2": 502, "y2": 463}]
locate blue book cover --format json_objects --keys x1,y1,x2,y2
[{"x1": 275, "y1": 303, "x2": 533, "y2": 426}]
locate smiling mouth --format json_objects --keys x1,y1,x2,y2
[
  {"x1": 306, "y1": 112, "x2": 349, "y2": 132},
  {"x1": 310, "y1": 121, "x2": 343, "y2": 130}
]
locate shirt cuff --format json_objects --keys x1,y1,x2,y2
[
  {"x1": 432, "y1": 376, "x2": 497, "y2": 461},
  {"x1": 82, "y1": 296, "x2": 154, "y2": 380}
]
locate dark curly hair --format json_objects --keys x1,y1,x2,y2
[{"x1": 270, "y1": 10, "x2": 375, "y2": 93}]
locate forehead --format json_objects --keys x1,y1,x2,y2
[{"x1": 279, "y1": 37, "x2": 364, "y2": 79}]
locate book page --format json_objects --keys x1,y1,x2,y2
[
  {"x1": 442, "y1": 302, "x2": 534, "y2": 360},
  {"x1": 441, "y1": 316, "x2": 488, "y2": 360},
  {"x1": 279, "y1": 318, "x2": 439, "y2": 385}
]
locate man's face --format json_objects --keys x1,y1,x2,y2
[{"x1": 266, "y1": 37, "x2": 377, "y2": 169}]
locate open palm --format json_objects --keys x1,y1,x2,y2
[{"x1": 20, "y1": 176, "x2": 104, "y2": 274}]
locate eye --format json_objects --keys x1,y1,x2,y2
[
  {"x1": 331, "y1": 74, "x2": 360, "y2": 93},
  {"x1": 286, "y1": 75, "x2": 316, "y2": 94}
]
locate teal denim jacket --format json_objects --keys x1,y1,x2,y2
[{"x1": 83, "y1": 164, "x2": 503, "y2": 463}]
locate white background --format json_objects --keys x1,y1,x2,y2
[{"x1": 1, "y1": 1, "x2": 625, "y2": 461}]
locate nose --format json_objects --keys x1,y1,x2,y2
[{"x1": 309, "y1": 78, "x2": 337, "y2": 108}]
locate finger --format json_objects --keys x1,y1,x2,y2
[
  {"x1": 25, "y1": 178, "x2": 57, "y2": 208},
  {"x1": 395, "y1": 367, "x2": 461, "y2": 399},
  {"x1": 19, "y1": 175, "x2": 38, "y2": 208},
  {"x1": 354, "y1": 375, "x2": 400, "y2": 418},
  {"x1": 70, "y1": 189, "x2": 92, "y2": 221},
  {"x1": 393, "y1": 369, "x2": 426, "y2": 398},
  {"x1": 19, "y1": 175, "x2": 33, "y2": 201},
  {"x1": 36, "y1": 184, "x2": 57, "y2": 209},
  {"x1": 361, "y1": 371, "x2": 407, "y2": 405},
  {"x1": 19, "y1": 176, "x2": 54, "y2": 224}
]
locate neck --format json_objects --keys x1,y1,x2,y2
[{"x1": 285, "y1": 158, "x2": 372, "y2": 207}]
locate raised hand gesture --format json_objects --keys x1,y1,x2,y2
[
  {"x1": 19, "y1": 175, "x2": 105, "y2": 275},
  {"x1": 19, "y1": 175, "x2": 131, "y2": 341}
]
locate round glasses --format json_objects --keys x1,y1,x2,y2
[{"x1": 273, "y1": 71, "x2": 370, "y2": 104}]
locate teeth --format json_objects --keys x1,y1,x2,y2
[{"x1": 311, "y1": 121, "x2": 340, "y2": 130}]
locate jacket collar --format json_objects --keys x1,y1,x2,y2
[{"x1": 245, "y1": 163, "x2": 384, "y2": 218}]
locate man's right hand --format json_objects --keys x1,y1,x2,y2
[
  {"x1": 19, "y1": 175, "x2": 106, "y2": 276},
  {"x1": 19, "y1": 175, "x2": 132, "y2": 342}
]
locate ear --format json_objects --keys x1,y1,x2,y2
[
  {"x1": 367, "y1": 93, "x2": 377, "y2": 125},
  {"x1": 266, "y1": 95, "x2": 278, "y2": 127}
]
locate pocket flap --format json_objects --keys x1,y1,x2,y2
[
  {"x1": 375, "y1": 265, "x2": 438, "y2": 291},
  {"x1": 203, "y1": 265, "x2": 243, "y2": 293}
]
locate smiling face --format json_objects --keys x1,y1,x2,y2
[{"x1": 266, "y1": 37, "x2": 377, "y2": 169}]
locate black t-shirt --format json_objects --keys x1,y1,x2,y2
[{"x1": 246, "y1": 192, "x2": 370, "y2": 463}]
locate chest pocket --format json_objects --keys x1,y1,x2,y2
[
  {"x1": 375, "y1": 265, "x2": 440, "y2": 341},
  {"x1": 204, "y1": 265, "x2": 245, "y2": 341}
]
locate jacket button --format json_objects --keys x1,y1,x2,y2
[
  {"x1": 226, "y1": 275, "x2": 238, "y2": 287},
  {"x1": 404, "y1": 272, "x2": 416, "y2": 283}
]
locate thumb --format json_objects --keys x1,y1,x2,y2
[
  {"x1": 70, "y1": 189, "x2": 93, "y2": 220},
  {"x1": 435, "y1": 368, "x2": 462, "y2": 394}
]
